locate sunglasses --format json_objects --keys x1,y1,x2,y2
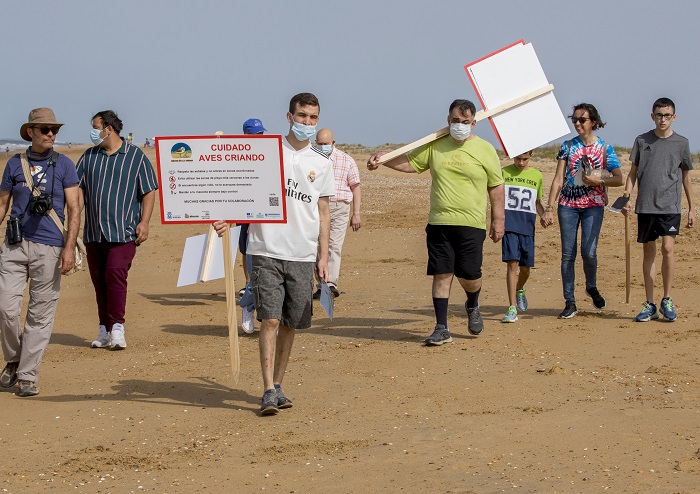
[
  {"x1": 570, "y1": 117, "x2": 591, "y2": 124},
  {"x1": 34, "y1": 126, "x2": 60, "y2": 135}
]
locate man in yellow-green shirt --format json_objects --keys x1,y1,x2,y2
[{"x1": 367, "y1": 99, "x2": 504, "y2": 345}]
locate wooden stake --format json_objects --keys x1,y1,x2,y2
[
  {"x1": 221, "y1": 225, "x2": 240, "y2": 383},
  {"x1": 377, "y1": 84, "x2": 555, "y2": 165},
  {"x1": 625, "y1": 209, "x2": 631, "y2": 304},
  {"x1": 200, "y1": 225, "x2": 217, "y2": 282}
]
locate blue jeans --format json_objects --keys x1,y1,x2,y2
[{"x1": 558, "y1": 205, "x2": 605, "y2": 303}]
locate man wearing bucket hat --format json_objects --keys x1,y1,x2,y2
[{"x1": 0, "y1": 107, "x2": 80, "y2": 397}]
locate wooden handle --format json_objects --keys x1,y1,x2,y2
[
  {"x1": 625, "y1": 213, "x2": 631, "y2": 304},
  {"x1": 221, "y1": 226, "x2": 240, "y2": 384},
  {"x1": 376, "y1": 84, "x2": 555, "y2": 165}
]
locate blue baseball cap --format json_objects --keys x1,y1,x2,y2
[{"x1": 243, "y1": 118, "x2": 267, "y2": 134}]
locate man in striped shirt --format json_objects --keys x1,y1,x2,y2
[{"x1": 76, "y1": 110, "x2": 159, "y2": 350}]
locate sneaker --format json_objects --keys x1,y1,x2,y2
[
  {"x1": 241, "y1": 306, "x2": 255, "y2": 334},
  {"x1": 424, "y1": 324, "x2": 452, "y2": 346},
  {"x1": 260, "y1": 389, "x2": 279, "y2": 415},
  {"x1": 274, "y1": 384, "x2": 293, "y2": 409},
  {"x1": 466, "y1": 306, "x2": 484, "y2": 335},
  {"x1": 586, "y1": 287, "x2": 606, "y2": 309},
  {"x1": 329, "y1": 285, "x2": 340, "y2": 298},
  {"x1": 660, "y1": 297, "x2": 677, "y2": 321},
  {"x1": 635, "y1": 301, "x2": 659, "y2": 322},
  {"x1": 17, "y1": 380, "x2": 39, "y2": 397},
  {"x1": 90, "y1": 325, "x2": 110, "y2": 348},
  {"x1": 110, "y1": 323, "x2": 127, "y2": 350},
  {"x1": 0, "y1": 361, "x2": 19, "y2": 388},
  {"x1": 501, "y1": 306, "x2": 518, "y2": 323},
  {"x1": 312, "y1": 289, "x2": 321, "y2": 300},
  {"x1": 238, "y1": 287, "x2": 246, "y2": 297},
  {"x1": 558, "y1": 301, "x2": 577, "y2": 319},
  {"x1": 516, "y1": 289, "x2": 528, "y2": 312}
]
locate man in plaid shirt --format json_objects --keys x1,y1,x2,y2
[{"x1": 313, "y1": 128, "x2": 361, "y2": 298}]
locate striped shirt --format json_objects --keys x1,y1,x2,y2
[
  {"x1": 328, "y1": 147, "x2": 360, "y2": 203},
  {"x1": 76, "y1": 139, "x2": 159, "y2": 243}
]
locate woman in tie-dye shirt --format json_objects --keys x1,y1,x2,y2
[{"x1": 543, "y1": 103, "x2": 624, "y2": 319}]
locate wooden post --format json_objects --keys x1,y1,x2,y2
[
  {"x1": 376, "y1": 84, "x2": 555, "y2": 165},
  {"x1": 625, "y1": 206, "x2": 631, "y2": 304},
  {"x1": 221, "y1": 225, "x2": 240, "y2": 383}
]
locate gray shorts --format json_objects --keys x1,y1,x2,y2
[{"x1": 251, "y1": 255, "x2": 314, "y2": 329}]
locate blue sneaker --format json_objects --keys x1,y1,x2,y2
[
  {"x1": 501, "y1": 306, "x2": 518, "y2": 323},
  {"x1": 635, "y1": 301, "x2": 658, "y2": 322},
  {"x1": 516, "y1": 289, "x2": 528, "y2": 312},
  {"x1": 660, "y1": 297, "x2": 677, "y2": 321}
]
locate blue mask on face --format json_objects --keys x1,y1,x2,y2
[
  {"x1": 90, "y1": 128, "x2": 104, "y2": 146},
  {"x1": 291, "y1": 121, "x2": 317, "y2": 141},
  {"x1": 315, "y1": 144, "x2": 332, "y2": 156}
]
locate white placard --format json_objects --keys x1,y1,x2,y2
[
  {"x1": 466, "y1": 42, "x2": 570, "y2": 157},
  {"x1": 176, "y1": 226, "x2": 241, "y2": 287},
  {"x1": 156, "y1": 135, "x2": 286, "y2": 224}
]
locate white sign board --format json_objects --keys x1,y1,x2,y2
[
  {"x1": 155, "y1": 135, "x2": 286, "y2": 224},
  {"x1": 465, "y1": 41, "x2": 570, "y2": 157},
  {"x1": 176, "y1": 226, "x2": 241, "y2": 287}
]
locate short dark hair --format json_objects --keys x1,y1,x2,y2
[
  {"x1": 569, "y1": 103, "x2": 605, "y2": 130},
  {"x1": 653, "y1": 97, "x2": 675, "y2": 113},
  {"x1": 289, "y1": 93, "x2": 320, "y2": 114},
  {"x1": 92, "y1": 110, "x2": 123, "y2": 135},
  {"x1": 449, "y1": 99, "x2": 477, "y2": 118}
]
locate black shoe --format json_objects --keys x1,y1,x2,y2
[
  {"x1": 559, "y1": 301, "x2": 578, "y2": 319},
  {"x1": 260, "y1": 389, "x2": 279, "y2": 415},
  {"x1": 275, "y1": 384, "x2": 293, "y2": 409},
  {"x1": 329, "y1": 285, "x2": 340, "y2": 298},
  {"x1": 312, "y1": 289, "x2": 321, "y2": 300},
  {"x1": 424, "y1": 324, "x2": 452, "y2": 346},
  {"x1": 0, "y1": 361, "x2": 19, "y2": 388},
  {"x1": 466, "y1": 305, "x2": 484, "y2": 335},
  {"x1": 586, "y1": 287, "x2": 606, "y2": 309}
]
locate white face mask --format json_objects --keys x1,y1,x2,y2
[
  {"x1": 90, "y1": 128, "x2": 104, "y2": 146},
  {"x1": 291, "y1": 121, "x2": 317, "y2": 141},
  {"x1": 450, "y1": 122, "x2": 472, "y2": 141}
]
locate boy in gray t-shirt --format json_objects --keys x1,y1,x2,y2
[{"x1": 624, "y1": 97, "x2": 694, "y2": 322}]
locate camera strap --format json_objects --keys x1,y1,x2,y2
[{"x1": 20, "y1": 152, "x2": 65, "y2": 237}]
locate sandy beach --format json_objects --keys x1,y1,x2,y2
[{"x1": 0, "y1": 143, "x2": 698, "y2": 493}]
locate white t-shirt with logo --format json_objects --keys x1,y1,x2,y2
[{"x1": 247, "y1": 139, "x2": 335, "y2": 262}]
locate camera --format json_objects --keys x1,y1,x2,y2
[
  {"x1": 6, "y1": 217, "x2": 22, "y2": 245},
  {"x1": 28, "y1": 194, "x2": 53, "y2": 215}
]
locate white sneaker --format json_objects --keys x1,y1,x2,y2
[
  {"x1": 110, "y1": 323, "x2": 127, "y2": 350},
  {"x1": 91, "y1": 325, "x2": 110, "y2": 348},
  {"x1": 241, "y1": 307, "x2": 255, "y2": 334}
]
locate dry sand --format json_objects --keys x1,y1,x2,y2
[{"x1": 0, "y1": 144, "x2": 699, "y2": 493}]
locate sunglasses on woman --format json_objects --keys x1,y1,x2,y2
[{"x1": 570, "y1": 117, "x2": 590, "y2": 124}]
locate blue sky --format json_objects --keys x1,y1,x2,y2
[{"x1": 3, "y1": 0, "x2": 700, "y2": 150}]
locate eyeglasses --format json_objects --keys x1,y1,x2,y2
[
  {"x1": 570, "y1": 117, "x2": 591, "y2": 124},
  {"x1": 653, "y1": 113, "x2": 674, "y2": 121},
  {"x1": 34, "y1": 126, "x2": 60, "y2": 135}
]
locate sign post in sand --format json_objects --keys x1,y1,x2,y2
[
  {"x1": 155, "y1": 134, "x2": 286, "y2": 384},
  {"x1": 377, "y1": 40, "x2": 570, "y2": 164}
]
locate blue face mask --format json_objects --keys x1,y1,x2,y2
[
  {"x1": 90, "y1": 128, "x2": 104, "y2": 146},
  {"x1": 291, "y1": 121, "x2": 317, "y2": 141},
  {"x1": 315, "y1": 144, "x2": 332, "y2": 156}
]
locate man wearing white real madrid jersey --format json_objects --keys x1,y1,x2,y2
[{"x1": 215, "y1": 93, "x2": 334, "y2": 415}]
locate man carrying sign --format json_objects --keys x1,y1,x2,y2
[
  {"x1": 367, "y1": 99, "x2": 505, "y2": 345},
  {"x1": 215, "y1": 92, "x2": 334, "y2": 415}
]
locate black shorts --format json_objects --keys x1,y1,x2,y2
[
  {"x1": 426, "y1": 224, "x2": 486, "y2": 280},
  {"x1": 637, "y1": 213, "x2": 681, "y2": 243}
]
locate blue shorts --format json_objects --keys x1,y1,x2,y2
[{"x1": 501, "y1": 232, "x2": 535, "y2": 267}]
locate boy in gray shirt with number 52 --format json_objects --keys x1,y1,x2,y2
[{"x1": 624, "y1": 97, "x2": 694, "y2": 322}]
